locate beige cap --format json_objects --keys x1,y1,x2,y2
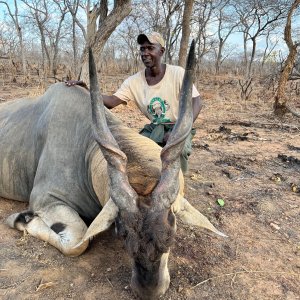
[{"x1": 137, "y1": 32, "x2": 165, "y2": 47}]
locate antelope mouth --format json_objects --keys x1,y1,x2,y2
[
  {"x1": 130, "y1": 251, "x2": 171, "y2": 300},
  {"x1": 131, "y1": 270, "x2": 170, "y2": 300}
]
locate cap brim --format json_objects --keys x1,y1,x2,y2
[{"x1": 137, "y1": 34, "x2": 151, "y2": 45}]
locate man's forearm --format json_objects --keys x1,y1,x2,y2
[
  {"x1": 192, "y1": 96, "x2": 202, "y2": 123},
  {"x1": 102, "y1": 95, "x2": 126, "y2": 109},
  {"x1": 65, "y1": 80, "x2": 126, "y2": 109}
]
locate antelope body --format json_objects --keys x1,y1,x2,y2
[{"x1": 0, "y1": 44, "x2": 225, "y2": 299}]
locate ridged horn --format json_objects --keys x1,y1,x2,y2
[
  {"x1": 152, "y1": 40, "x2": 196, "y2": 209},
  {"x1": 89, "y1": 48, "x2": 138, "y2": 212}
]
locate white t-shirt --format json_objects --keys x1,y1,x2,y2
[{"x1": 114, "y1": 64, "x2": 200, "y2": 124}]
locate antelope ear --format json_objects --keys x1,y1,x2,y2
[
  {"x1": 72, "y1": 198, "x2": 119, "y2": 250},
  {"x1": 174, "y1": 196, "x2": 227, "y2": 237}
]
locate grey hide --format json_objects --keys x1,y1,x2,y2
[{"x1": 0, "y1": 83, "x2": 109, "y2": 222}]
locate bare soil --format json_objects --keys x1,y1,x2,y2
[{"x1": 0, "y1": 77, "x2": 300, "y2": 300}]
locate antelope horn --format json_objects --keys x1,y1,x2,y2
[
  {"x1": 152, "y1": 40, "x2": 196, "y2": 209},
  {"x1": 89, "y1": 48, "x2": 138, "y2": 212},
  {"x1": 174, "y1": 196, "x2": 227, "y2": 237},
  {"x1": 72, "y1": 198, "x2": 119, "y2": 250}
]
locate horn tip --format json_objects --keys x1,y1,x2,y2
[
  {"x1": 186, "y1": 40, "x2": 195, "y2": 70},
  {"x1": 215, "y1": 230, "x2": 228, "y2": 238}
]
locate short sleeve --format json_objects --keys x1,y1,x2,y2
[
  {"x1": 192, "y1": 84, "x2": 200, "y2": 98},
  {"x1": 113, "y1": 77, "x2": 134, "y2": 104},
  {"x1": 176, "y1": 66, "x2": 200, "y2": 98}
]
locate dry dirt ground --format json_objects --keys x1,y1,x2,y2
[{"x1": 0, "y1": 76, "x2": 300, "y2": 300}]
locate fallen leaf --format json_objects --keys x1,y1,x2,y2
[
  {"x1": 270, "y1": 173, "x2": 283, "y2": 183},
  {"x1": 217, "y1": 199, "x2": 225, "y2": 207},
  {"x1": 290, "y1": 183, "x2": 299, "y2": 193}
]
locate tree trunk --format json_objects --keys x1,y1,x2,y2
[
  {"x1": 215, "y1": 39, "x2": 224, "y2": 74},
  {"x1": 0, "y1": 0, "x2": 27, "y2": 75},
  {"x1": 37, "y1": 20, "x2": 51, "y2": 76},
  {"x1": 13, "y1": 0, "x2": 27, "y2": 75},
  {"x1": 17, "y1": 28, "x2": 27, "y2": 76},
  {"x1": 52, "y1": 10, "x2": 67, "y2": 78},
  {"x1": 248, "y1": 37, "x2": 256, "y2": 77},
  {"x1": 178, "y1": 0, "x2": 194, "y2": 67},
  {"x1": 72, "y1": 18, "x2": 78, "y2": 77},
  {"x1": 243, "y1": 31, "x2": 248, "y2": 75},
  {"x1": 274, "y1": 0, "x2": 300, "y2": 117},
  {"x1": 80, "y1": 0, "x2": 132, "y2": 82}
]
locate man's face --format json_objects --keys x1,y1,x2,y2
[{"x1": 139, "y1": 41, "x2": 164, "y2": 68}]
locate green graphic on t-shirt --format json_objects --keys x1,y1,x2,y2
[{"x1": 147, "y1": 97, "x2": 171, "y2": 124}]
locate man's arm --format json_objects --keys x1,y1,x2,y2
[
  {"x1": 65, "y1": 80, "x2": 125, "y2": 109},
  {"x1": 102, "y1": 95, "x2": 126, "y2": 109},
  {"x1": 192, "y1": 96, "x2": 202, "y2": 123}
]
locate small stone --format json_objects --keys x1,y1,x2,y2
[
  {"x1": 178, "y1": 286, "x2": 184, "y2": 292},
  {"x1": 106, "y1": 268, "x2": 112, "y2": 272},
  {"x1": 270, "y1": 222, "x2": 280, "y2": 230}
]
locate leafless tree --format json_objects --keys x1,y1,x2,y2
[
  {"x1": 214, "y1": 0, "x2": 239, "y2": 74},
  {"x1": 0, "y1": 0, "x2": 27, "y2": 75},
  {"x1": 51, "y1": 1, "x2": 68, "y2": 77},
  {"x1": 135, "y1": 0, "x2": 165, "y2": 32},
  {"x1": 290, "y1": 53, "x2": 300, "y2": 80},
  {"x1": 80, "y1": 0, "x2": 132, "y2": 81},
  {"x1": 116, "y1": 16, "x2": 143, "y2": 73},
  {"x1": 260, "y1": 28, "x2": 280, "y2": 73},
  {"x1": 234, "y1": 0, "x2": 288, "y2": 77},
  {"x1": 21, "y1": 0, "x2": 50, "y2": 78},
  {"x1": 193, "y1": 0, "x2": 215, "y2": 71},
  {"x1": 1, "y1": 0, "x2": 300, "y2": 88},
  {"x1": 274, "y1": 0, "x2": 300, "y2": 117},
  {"x1": 178, "y1": 0, "x2": 195, "y2": 67},
  {"x1": 161, "y1": 0, "x2": 183, "y2": 63},
  {"x1": 0, "y1": 21, "x2": 20, "y2": 78},
  {"x1": 65, "y1": 0, "x2": 86, "y2": 77}
]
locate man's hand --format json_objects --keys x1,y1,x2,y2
[
  {"x1": 65, "y1": 80, "x2": 88, "y2": 90},
  {"x1": 64, "y1": 81, "x2": 125, "y2": 109}
]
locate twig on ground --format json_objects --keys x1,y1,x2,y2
[
  {"x1": 192, "y1": 270, "x2": 300, "y2": 288},
  {"x1": 36, "y1": 279, "x2": 56, "y2": 292},
  {"x1": 286, "y1": 105, "x2": 300, "y2": 118},
  {"x1": 106, "y1": 276, "x2": 114, "y2": 288},
  {"x1": 230, "y1": 273, "x2": 237, "y2": 287}
]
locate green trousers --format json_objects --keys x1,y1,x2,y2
[{"x1": 139, "y1": 123, "x2": 196, "y2": 174}]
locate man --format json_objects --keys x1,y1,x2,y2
[{"x1": 67, "y1": 32, "x2": 202, "y2": 173}]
